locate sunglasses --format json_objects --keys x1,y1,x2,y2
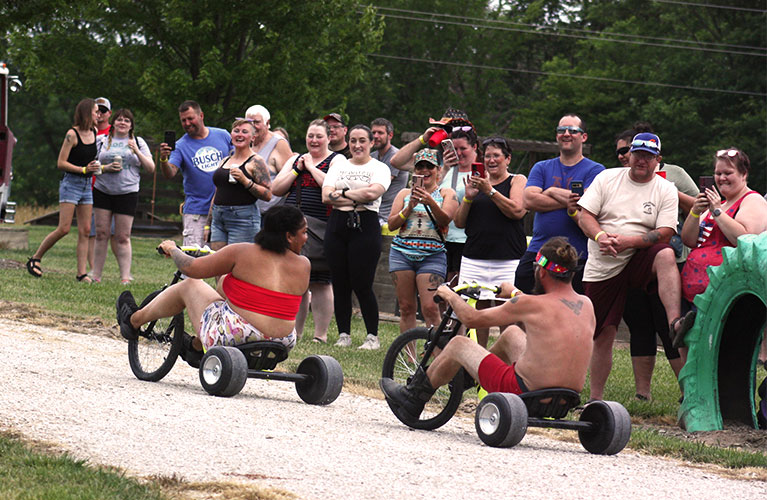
[
  {"x1": 415, "y1": 162, "x2": 437, "y2": 169},
  {"x1": 556, "y1": 126, "x2": 584, "y2": 135},
  {"x1": 616, "y1": 146, "x2": 630, "y2": 156},
  {"x1": 451, "y1": 125, "x2": 473, "y2": 133},
  {"x1": 716, "y1": 149, "x2": 739, "y2": 158},
  {"x1": 235, "y1": 117, "x2": 255, "y2": 123},
  {"x1": 631, "y1": 139, "x2": 659, "y2": 151},
  {"x1": 97, "y1": 107, "x2": 109, "y2": 114}
]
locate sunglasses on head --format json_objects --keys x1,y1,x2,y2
[
  {"x1": 556, "y1": 126, "x2": 584, "y2": 135},
  {"x1": 415, "y1": 162, "x2": 437, "y2": 169},
  {"x1": 235, "y1": 117, "x2": 255, "y2": 123},
  {"x1": 451, "y1": 125, "x2": 473, "y2": 133},
  {"x1": 616, "y1": 146, "x2": 630, "y2": 156},
  {"x1": 631, "y1": 139, "x2": 659, "y2": 151},
  {"x1": 716, "y1": 149, "x2": 739, "y2": 158}
]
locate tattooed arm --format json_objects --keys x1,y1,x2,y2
[
  {"x1": 245, "y1": 156, "x2": 273, "y2": 201},
  {"x1": 158, "y1": 240, "x2": 238, "y2": 279}
]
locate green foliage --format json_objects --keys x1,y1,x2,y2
[{"x1": 0, "y1": 432, "x2": 166, "y2": 500}]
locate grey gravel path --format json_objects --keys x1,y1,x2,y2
[{"x1": 1, "y1": 318, "x2": 764, "y2": 499}]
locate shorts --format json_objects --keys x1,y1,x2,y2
[
  {"x1": 310, "y1": 269, "x2": 332, "y2": 284},
  {"x1": 584, "y1": 243, "x2": 671, "y2": 339},
  {"x1": 59, "y1": 173, "x2": 93, "y2": 205},
  {"x1": 199, "y1": 300, "x2": 297, "y2": 352},
  {"x1": 210, "y1": 203, "x2": 261, "y2": 244},
  {"x1": 92, "y1": 188, "x2": 139, "y2": 216},
  {"x1": 388, "y1": 247, "x2": 447, "y2": 277},
  {"x1": 477, "y1": 355, "x2": 529, "y2": 394},
  {"x1": 458, "y1": 256, "x2": 519, "y2": 300},
  {"x1": 182, "y1": 213, "x2": 207, "y2": 247},
  {"x1": 444, "y1": 241, "x2": 464, "y2": 274}
]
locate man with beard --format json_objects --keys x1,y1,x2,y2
[
  {"x1": 159, "y1": 101, "x2": 232, "y2": 246},
  {"x1": 324, "y1": 112, "x2": 350, "y2": 158},
  {"x1": 370, "y1": 117, "x2": 407, "y2": 226},
  {"x1": 380, "y1": 237, "x2": 595, "y2": 419}
]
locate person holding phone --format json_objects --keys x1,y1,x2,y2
[
  {"x1": 27, "y1": 98, "x2": 101, "y2": 281},
  {"x1": 454, "y1": 136, "x2": 527, "y2": 347},
  {"x1": 90, "y1": 108, "x2": 155, "y2": 284},
  {"x1": 678, "y1": 148, "x2": 767, "y2": 346},
  {"x1": 387, "y1": 149, "x2": 458, "y2": 334},
  {"x1": 158, "y1": 100, "x2": 232, "y2": 247}
]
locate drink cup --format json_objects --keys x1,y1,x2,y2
[
  {"x1": 114, "y1": 155, "x2": 123, "y2": 171},
  {"x1": 228, "y1": 169, "x2": 237, "y2": 184},
  {"x1": 428, "y1": 129, "x2": 448, "y2": 147},
  {"x1": 93, "y1": 160, "x2": 102, "y2": 175}
]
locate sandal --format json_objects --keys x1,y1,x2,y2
[
  {"x1": 76, "y1": 274, "x2": 93, "y2": 284},
  {"x1": 26, "y1": 257, "x2": 42, "y2": 278},
  {"x1": 670, "y1": 310, "x2": 696, "y2": 349},
  {"x1": 312, "y1": 337, "x2": 327, "y2": 344}
]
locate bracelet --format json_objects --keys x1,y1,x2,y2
[
  {"x1": 82, "y1": 166, "x2": 87, "y2": 174},
  {"x1": 398, "y1": 210, "x2": 407, "y2": 220},
  {"x1": 462, "y1": 196, "x2": 473, "y2": 204},
  {"x1": 341, "y1": 187, "x2": 349, "y2": 198},
  {"x1": 689, "y1": 211, "x2": 700, "y2": 218},
  {"x1": 419, "y1": 135, "x2": 426, "y2": 146},
  {"x1": 567, "y1": 209, "x2": 578, "y2": 217},
  {"x1": 594, "y1": 230, "x2": 606, "y2": 242},
  {"x1": 247, "y1": 181, "x2": 255, "y2": 190},
  {"x1": 160, "y1": 157, "x2": 168, "y2": 163}
]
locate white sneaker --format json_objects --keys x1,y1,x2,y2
[
  {"x1": 358, "y1": 334, "x2": 380, "y2": 350},
  {"x1": 335, "y1": 333, "x2": 352, "y2": 347}
]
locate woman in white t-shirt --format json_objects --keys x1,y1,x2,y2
[
  {"x1": 322, "y1": 125, "x2": 391, "y2": 350},
  {"x1": 92, "y1": 109, "x2": 155, "y2": 283}
]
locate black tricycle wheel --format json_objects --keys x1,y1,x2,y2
[
  {"x1": 381, "y1": 327, "x2": 465, "y2": 430},
  {"x1": 578, "y1": 400, "x2": 632, "y2": 455},
  {"x1": 128, "y1": 290, "x2": 184, "y2": 382},
  {"x1": 475, "y1": 392, "x2": 528, "y2": 448},
  {"x1": 295, "y1": 355, "x2": 344, "y2": 405},
  {"x1": 199, "y1": 346, "x2": 249, "y2": 397}
]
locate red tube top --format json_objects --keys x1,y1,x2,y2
[{"x1": 222, "y1": 273, "x2": 302, "y2": 321}]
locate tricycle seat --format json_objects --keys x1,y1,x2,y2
[
  {"x1": 519, "y1": 388, "x2": 581, "y2": 419},
  {"x1": 237, "y1": 341, "x2": 289, "y2": 371}
]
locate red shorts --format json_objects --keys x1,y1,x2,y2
[
  {"x1": 584, "y1": 243, "x2": 671, "y2": 339},
  {"x1": 477, "y1": 354, "x2": 529, "y2": 394}
]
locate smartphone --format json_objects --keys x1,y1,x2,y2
[
  {"x1": 570, "y1": 181, "x2": 584, "y2": 196},
  {"x1": 699, "y1": 175, "x2": 715, "y2": 193},
  {"x1": 412, "y1": 175, "x2": 425, "y2": 190},
  {"x1": 164, "y1": 130, "x2": 176, "y2": 150},
  {"x1": 441, "y1": 138, "x2": 457, "y2": 160},
  {"x1": 471, "y1": 162, "x2": 485, "y2": 177}
]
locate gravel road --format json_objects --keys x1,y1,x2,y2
[{"x1": 1, "y1": 317, "x2": 764, "y2": 499}]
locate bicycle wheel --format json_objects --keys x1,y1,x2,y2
[
  {"x1": 128, "y1": 290, "x2": 184, "y2": 382},
  {"x1": 381, "y1": 327, "x2": 465, "y2": 430}
]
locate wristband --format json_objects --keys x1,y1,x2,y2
[
  {"x1": 398, "y1": 211, "x2": 407, "y2": 220},
  {"x1": 160, "y1": 157, "x2": 168, "y2": 163},
  {"x1": 291, "y1": 167, "x2": 300, "y2": 177},
  {"x1": 689, "y1": 211, "x2": 700, "y2": 218},
  {"x1": 341, "y1": 187, "x2": 349, "y2": 198},
  {"x1": 462, "y1": 196, "x2": 473, "y2": 204},
  {"x1": 594, "y1": 230, "x2": 606, "y2": 242},
  {"x1": 204, "y1": 225, "x2": 210, "y2": 230},
  {"x1": 82, "y1": 167, "x2": 87, "y2": 174},
  {"x1": 419, "y1": 135, "x2": 426, "y2": 146},
  {"x1": 247, "y1": 181, "x2": 255, "y2": 190},
  {"x1": 510, "y1": 288, "x2": 522, "y2": 298},
  {"x1": 567, "y1": 209, "x2": 578, "y2": 217}
]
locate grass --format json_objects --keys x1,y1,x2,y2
[{"x1": 0, "y1": 220, "x2": 765, "y2": 494}]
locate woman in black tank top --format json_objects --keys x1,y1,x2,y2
[
  {"x1": 27, "y1": 98, "x2": 101, "y2": 282},
  {"x1": 207, "y1": 118, "x2": 272, "y2": 251}
]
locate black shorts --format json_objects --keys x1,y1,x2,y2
[
  {"x1": 445, "y1": 241, "x2": 464, "y2": 275},
  {"x1": 93, "y1": 188, "x2": 139, "y2": 216}
]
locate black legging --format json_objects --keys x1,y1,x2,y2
[{"x1": 324, "y1": 209, "x2": 381, "y2": 335}]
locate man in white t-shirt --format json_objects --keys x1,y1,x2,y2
[{"x1": 577, "y1": 132, "x2": 694, "y2": 400}]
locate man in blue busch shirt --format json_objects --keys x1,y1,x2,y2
[{"x1": 159, "y1": 100, "x2": 232, "y2": 246}]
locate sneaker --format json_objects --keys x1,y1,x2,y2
[
  {"x1": 334, "y1": 333, "x2": 352, "y2": 347},
  {"x1": 116, "y1": 291, "x2": 139, "y2": 340},
  {"x1": 358, "y1": 334, "x2": 380, "y2": 350},
  {"x1": 179, "y1": 333, "x2": 203, "y2": 369}
]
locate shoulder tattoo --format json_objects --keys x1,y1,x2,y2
[
  {"x1": 560, "y1": 298, "x2": 583, "y2": 315},
  {"x1": 252, "y1": 159, "x2": 271, "y2": 187},
  {"x1": 509, "y1": 296, "x2": 521, "y2": 304}
]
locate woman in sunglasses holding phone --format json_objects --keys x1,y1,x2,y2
[
  {"x1": 387, "y1": 149, "x2": 458, "y2": 334},
  {"x1": 454, "y1": 136, "x2": 527, "y2": 347},
  {"x1": 679, "y1": 148, "x2": 767, "y2": 326}
]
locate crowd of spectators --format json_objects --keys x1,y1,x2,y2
[{"x1": 28, "y1": 99, "x2": 767, "y2": 405}]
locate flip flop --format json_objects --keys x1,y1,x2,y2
[
  {"x1": 26, "y1": 257, "x2": 42, "y2": 278},
  {"x1": 312, "y1": 337, "x2": 327, "y2": 344},
  {"x1": 76, "y1": 274, "x2": 93, "y2": 284},
  {"x1": 670, "y1": 310, "x2": 696, "y2": 349}
]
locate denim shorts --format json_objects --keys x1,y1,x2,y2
[
  {"x1": 210, "y1": 203, "x2": 261, "y2": 244},
  {"x1": 389, "y1": 247, "x2": 447, "y2": 277},
  {"x1": 59, "y1": 173, "x2": 93, "y2": 205}
]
